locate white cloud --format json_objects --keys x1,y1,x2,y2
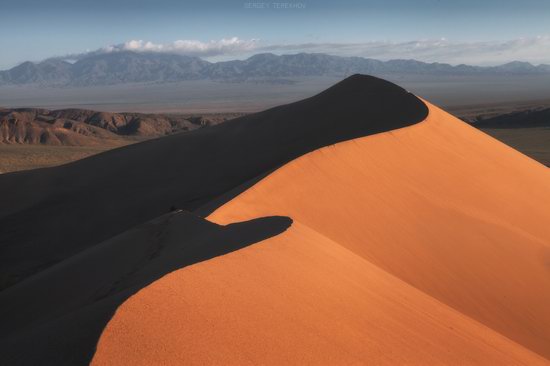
[
  {"x1": 81, "y1": 36, "x2": 550, "y2": 65},
  {"x1": 101, "y1": 37, "x2": 259, "y2": 57},
  {"x1": 257, "y1": 36, "x2": 550, "y2": 66}
]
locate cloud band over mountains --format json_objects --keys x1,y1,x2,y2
[
  {"x1": 100, "y1": 37, "x2": 259, "y2": 58},
  {"x1": 86, "y1": 36, "x2": 550, "y2": 66}
]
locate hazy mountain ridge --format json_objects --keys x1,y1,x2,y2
[{"x1": 2, "y1": 52, "x2": 550, "y2": 86}]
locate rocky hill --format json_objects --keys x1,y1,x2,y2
[{"x1": 0, "y1": 107, "x2": 241, "y2": 145}]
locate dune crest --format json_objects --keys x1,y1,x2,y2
[
  {"x1": 208, "y1": 102, "x2": 550, "y2": 358},
  {"x1": 92, "y1": 101, "x2": 550, "y2": 364},
  {"x1": 0, "y1": 75, "x2": 426, "y2": 290}
]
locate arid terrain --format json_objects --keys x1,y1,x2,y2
[
  {"x1": 471, "y1": 108, "x2": 550, "y2": 166},
  {"x1": 0, "y1": 108, "x2": 243, "y2": 173},
  {"x1": 480, "y1": 128, "x2": 550, "y2": 166},
  {"x1": 2, "y1": 98, "x2": 549, "y2": 173},
  {"x1": 3, "y1": 0, "x2": 550, "y2": 364},
  {"x1": 0, "y1": 145, "x2": 125, "y2": 174},
  {"x1": 1, "y1": 75, "x2": 549, "y2": 365}
]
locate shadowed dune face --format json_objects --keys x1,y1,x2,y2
[
  {"x1": 0, "y1": 212, "x2": 291, "y2": 365},
  {"x1": 91, "y1": 102, "x2": 550, "y2": 364},
  {"x1": 0, "y1": 75, "x2": 427, "y2": 291}
]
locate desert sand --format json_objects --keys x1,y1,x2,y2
[
  {"x1": 92, "y1": 221, "x2": 547, "y2": 365},
  {"x1": 0, "y1": 75, "x2": 426, "y2": 291},
  {"x1": 2, "y1": 75, "x2": 549, "y2": 364},
  {"x1": 91, "y1": 101, "x2": 550, "y2": 364},
  {"x1": 0, "y1": 211, "x2": 290, "y2": 365},
  {"x1": 0, "y1": 75, "x2": 434, "y2": 365}
]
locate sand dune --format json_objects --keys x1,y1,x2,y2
[
  {"x1": 92, "y1": 221, "x2": 547, "y2": 365},
  {"x1": 0, "y1": 75, "x2": 426, "y2": 290},
  {"x1": 207, "y1": 102, "x2": 550, "y2": 358},
  {"x1": 92, "y1": 101, "x2": 550, "y2": 364},
  {"x1": 2, "y1": 75, "x2": 549, "y2": 365},
  {"x1": 0, "y1": 211, "x2": 289, "y2": 365}
]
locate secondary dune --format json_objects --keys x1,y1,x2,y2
[
  {"x1": 0, "y1": 212, "x2": 290, "y2": 365},
  {"x1": 92, "y1": 221, "x2": 547, "y2": 365},
  {"x1": 92, "y1": 101, "x2": 550, "y2": 364}
]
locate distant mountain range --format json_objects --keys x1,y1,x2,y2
[{"x1": 1, "y1": 52, "x2": 550, "y2": 87}]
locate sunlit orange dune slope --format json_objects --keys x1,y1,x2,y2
[
  {"x1": 92, "y1": 221, "x2": 547, "y2": 366},
  {"x1": 92, "y1": 100, "x2": 550, "y2": 365}
]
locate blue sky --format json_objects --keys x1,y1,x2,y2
[{"x1": 1, "y1": 0, "x2": 550, "y2": 69}]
